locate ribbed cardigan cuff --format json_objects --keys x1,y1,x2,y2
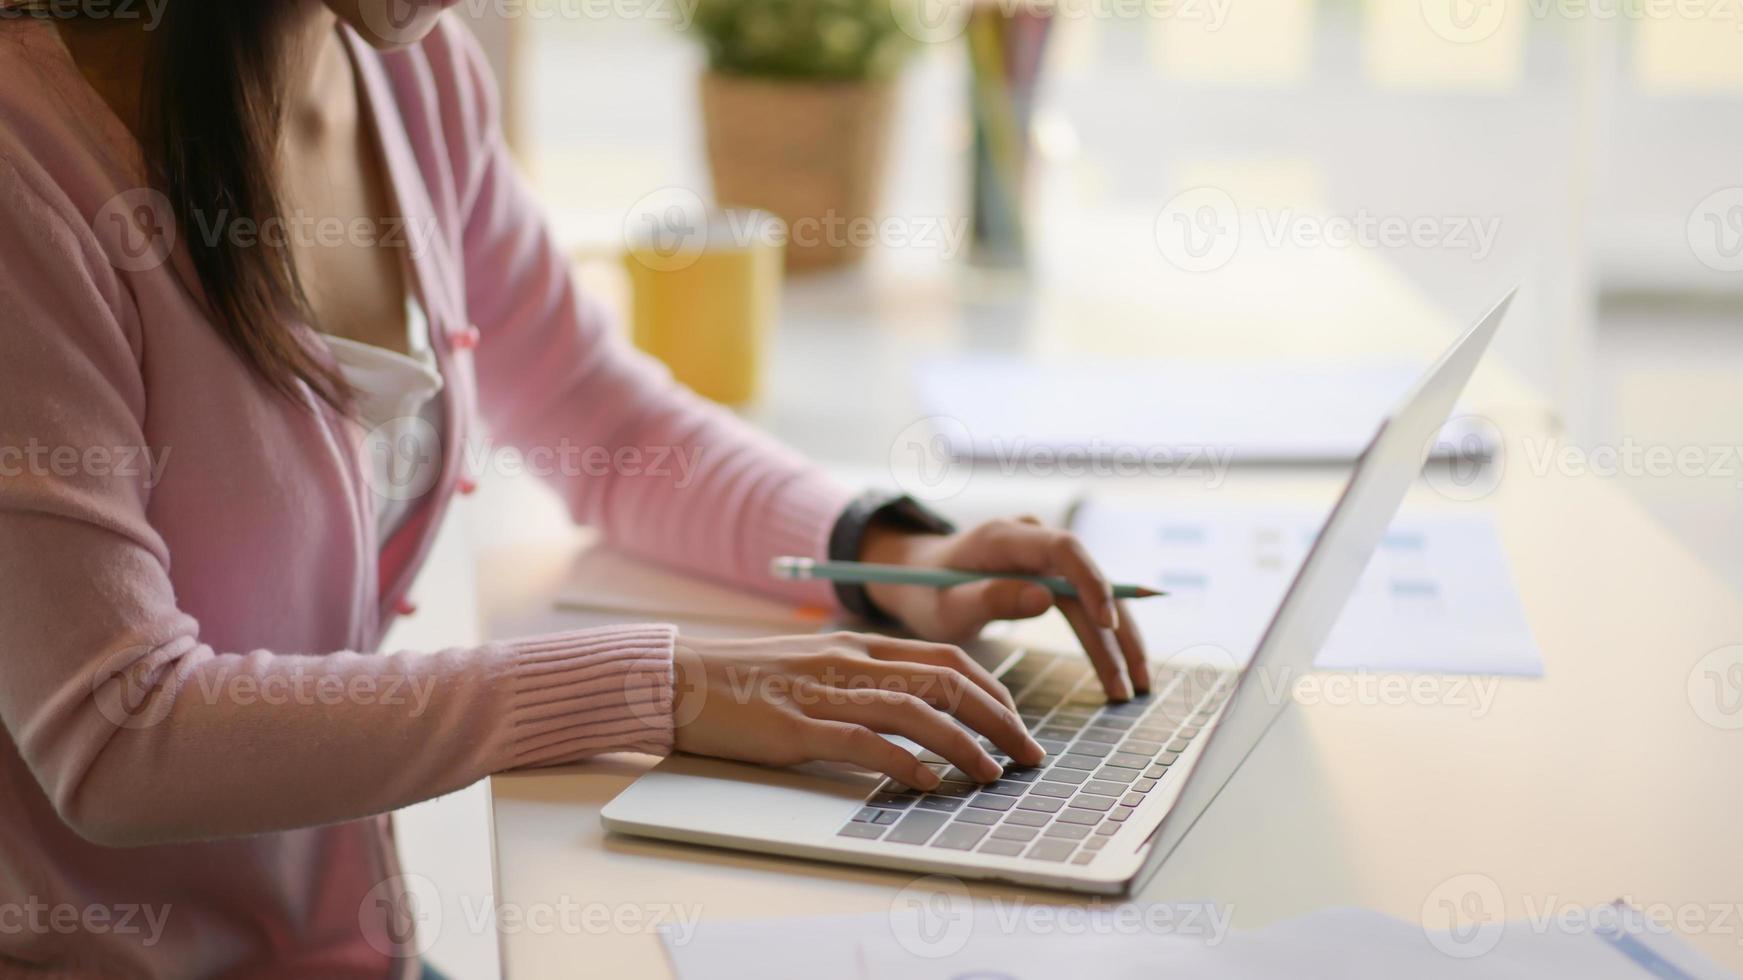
[
  {"x1": 753, "y1": 471, "x2": 858, "y2": 609},
  {"x1": 489, "y1": 623, "x2": 677, "y2": 770}
]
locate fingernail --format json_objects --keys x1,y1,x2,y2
[
  {"x1": 916, "y1": 767, "x2": 942, "y2": 790},
  {"x1": 1024, "y1": 734, "x2": 1046, "y2": 761},
  {"x1": 1103, "y1": 599, "x2": 1119, "y2": 630},
  {"x1": 980, "y1": 757, "x2": 1004, "y2": 782}
]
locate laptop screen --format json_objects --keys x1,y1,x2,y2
[{"x1": 1134, "y1": 290, "x2": 1515, "y2": 887}]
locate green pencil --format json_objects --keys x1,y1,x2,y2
[{"x1": 770, "y1": 557, "x2": 1165, "y2": 600}]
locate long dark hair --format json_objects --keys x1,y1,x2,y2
[{"x1": 7, "y1": 1, "x2": 349, "y2": 408}]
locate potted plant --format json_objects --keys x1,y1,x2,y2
[{"x1": 690, "y1": 0, "x2": 916, "y2": 271}]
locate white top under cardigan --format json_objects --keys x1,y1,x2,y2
[{"x1": 322, "y1": 295, "x2": 446, "y2": 544}]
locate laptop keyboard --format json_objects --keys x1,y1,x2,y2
[{"x1": 835, "y1": 651, "x2": 1232, "y2": 865}]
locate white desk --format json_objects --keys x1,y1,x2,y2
[{"x1": 479, "y1": 250, "x2": 1743, "y2": 976}]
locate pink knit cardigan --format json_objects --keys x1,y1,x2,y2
[{"x1": 0, "y1": 18, "x2": 853, "y2": 977}]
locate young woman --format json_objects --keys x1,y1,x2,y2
[{"x1": 0, "y1": 1, "x2": 1149, "y2": 974}]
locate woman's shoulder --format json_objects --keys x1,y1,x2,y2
[
  {"x1": 0, "y1": 20, "x2": 147, "y2": 236},
  {"x1": 0, "y1": 22, "x2": 152, "y2": 351}
]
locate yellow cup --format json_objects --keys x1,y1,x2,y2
[{"x1": 622, "y1": 209, "x2": 783, "y2": 406}]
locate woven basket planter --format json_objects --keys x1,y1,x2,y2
[{"x1": 700, "y1": 70, "x2": 895, "y2": 272}]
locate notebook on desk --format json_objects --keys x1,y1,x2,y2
[
  {"x1": 556, "y1": 543, "x2": 827, "y2": 632},
  {"x1": 915, "y1": 356, "x2": 1497, "y2": 464}
]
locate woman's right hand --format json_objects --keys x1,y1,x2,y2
[{"x1": 670, "y1": 631, "x2": 1046, "y2": 790}]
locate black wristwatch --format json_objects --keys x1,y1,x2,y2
[{"x1": 827, "y1": 491, "x2": 957, "y2": 623}]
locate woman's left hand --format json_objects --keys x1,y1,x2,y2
[{"x1": 859, "y1": 516, "x2": 1149, "y2": 701}]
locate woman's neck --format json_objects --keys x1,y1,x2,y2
[{"x1": 282, "y1": 1, "x2": 348, "y2": 139}]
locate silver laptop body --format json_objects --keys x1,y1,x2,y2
[{"x1": 602, "y1": 291, "x2": 1514, "y2": 895}]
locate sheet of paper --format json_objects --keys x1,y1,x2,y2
[
  {"x1": 1070, "y1": 499, "x2": 1543, "y2": 676},
  {"x1": 664, "y1": 904, "x2": 1735, "y2": 980},
  {"x1": 555, "y1": 542, "x2": 826, "y2": 631},
  {"x1": 868, "y1": 906, "x2": 1737, "y2": 979},
  {"x1": 659, "y1": 911, "x2": 873, "y2": 980},
  {"x1": 659, "y1": 904, "x2": 1222, "y2": 980},
  {"x1": 914, "y1": 356, "x2": 1496, "y2": 463}
]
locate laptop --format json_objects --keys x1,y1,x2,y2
[{"x1": 602, "y1": 290, "x2": 1515, "y2": 895}]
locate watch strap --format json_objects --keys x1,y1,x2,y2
[{"x1": 826, "y1": 492, "x2": 957, "y2": 622}]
